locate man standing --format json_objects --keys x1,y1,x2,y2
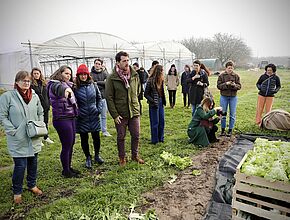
[
  {"x1": 91, "y1": 58, "x2": 111, "y2": 137},
  {"x1": 105, "y1": 51, "x2": 144, "y2": 166}
]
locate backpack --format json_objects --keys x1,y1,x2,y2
[{"x1": 261, "y1": 109, "x2": 290, "y2": 131}]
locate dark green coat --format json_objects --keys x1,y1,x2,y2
[
  {"x1": 105, "y1": 66, "x2": 141, "y2": 119},
  {"x1": 187, "y1": 106, "x2": 216, "y2": 146}
]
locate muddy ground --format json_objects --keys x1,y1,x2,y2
[{"x1": 141, "y1": 137, "x2": 234, "y2": 220}]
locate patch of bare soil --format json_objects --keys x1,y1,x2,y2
[{"x1": 141, "y1": 137, "x2": 234, "y2": 220}]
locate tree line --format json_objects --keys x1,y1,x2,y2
[{"x1": 181, "y1": 33, "x2": 252, "y2": 66}]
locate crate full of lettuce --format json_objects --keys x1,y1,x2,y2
[{"x1": 232, "y1": 138, "x2": 290, "y2": 220}]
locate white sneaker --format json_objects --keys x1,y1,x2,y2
[
  {"x1": 102, "y1": 131, "x2": 112, "y2": 137},
  {"x1": 44, "y1": 137, "x2": 54, "y2": 144}
]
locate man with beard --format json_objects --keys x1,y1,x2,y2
[{"x1": 105, "y1": 51, "x2": 144, "y2": 166}]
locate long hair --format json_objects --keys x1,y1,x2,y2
[
  {"x1": 200, "y1": 97, "x2": 212, "y2": 112},
  {"x1": 50, "y1": 65, "x2": 73, "y2": 81},
  {"x1": 150, "y1": 64, "x2": 164, "y2": 89},
  {"x1": 168, "y1": 64, "x2": 177, "y2": 76},
  {"x1": 200, "y1": 63, "x2": 211, "y2": 76},
  {"x1": 31, "y1": 67, "x2": 46, "y2": 86},
  {"x1": 184, "y1": 64, "x2": 191, "y2": 72},
  {"x1": 75, "y1": 74, "x2": 93, "y2": 89}
]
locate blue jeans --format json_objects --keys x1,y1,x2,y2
[
  {"x1": 220, "y1": 95, "x2": 237, "y2": 129},
  {"x1": 100, "y1": 99, "x2": 108, "y2": 133},
  {"x1": 12, "y1": 154, "x2": 38, "y2": 195},
  {"x1": 149, "y1": 98, "x2": 165, "y2": 144},
  {"x1": 191, "y1": 104, "x2": 197, "y2": 116}
]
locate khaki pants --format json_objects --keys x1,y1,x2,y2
[{"x1": 255, "y1": 95, "x2": 273, "y2": 125}]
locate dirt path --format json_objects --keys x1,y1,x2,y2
[{"x1": 141, "y1": 137, "x2": 234, "y2": 220}]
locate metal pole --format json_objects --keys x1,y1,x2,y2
[
  {"x1": 82, "y1": 41, "x2": 86, "y2": 64},
  {"x1": 28, "y1": 40, "x2": 33, "y2": 69}
]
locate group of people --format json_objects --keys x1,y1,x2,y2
[{"x1": 0, "y1": 49, "x2": 281, "y2": 204}]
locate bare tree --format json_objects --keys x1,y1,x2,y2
[
  {"x1": 181, "y1": 33, "x2": 252, "y2": 66},
  {"x1": 212, "y1": 33, "x2": 252, "y2": 66}
]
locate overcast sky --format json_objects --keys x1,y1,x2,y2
[{"x1": 0, "y1": 0, "x2": 289, "y2": 57}]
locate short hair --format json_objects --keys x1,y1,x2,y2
[
  {"x1": 193, "y1": 60, "x2": 202, "y2": 66},
  {"x1": 152, "y1": 60, "x2": 159, "y2": 67},
  {"x1": 133, "y1": 62, "x2": 139, "y2": 68},
  {"x1": 225, "y1": 61, "x2": 234, "y2": 68},
  {"x1": 94, "y1": 58, "x2": 103, "y2": 65},
  {"x1": 15, "y1": 70, "x2": 30, "y2": 83},
  {"x1": 265, "y1": 63, "x2": 276, "y2": 73},
  {"x1": 115, "y1": 51, "x2": 129, "y2": 62}
]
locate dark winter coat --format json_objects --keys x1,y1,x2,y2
[
  {"x1": 181, "y1": 71, "x2": 191, "y2": 94},
  {"x1": 137, "y1": 69, "x2": 144, "y2": 100},
  {"x1": 74, "y1": 82, "x2": 102, "y2": 133},
  {"x1": 217, "y1": 71, "x2": 241, "y2": 97},
  {"x1": 256, "y1": 73, "x2": 281, "y2": 97},
  {"x1": 31, "y1": 80, "x2": 50, "y2": 112},
  {"x1": 186, "y1": 69, "x2": 209, "y2": 105},
  {"x1": 90, "y1": 67, "x2": 108, "y2": 99},
  {"x1": 144, "y1": 78, "x2": 166, "y2": 108},
  {"x1": 47, "y1": 80, "x2": 78, "y2": 120},
  {"x1": 187, "y1": 105, "x2": 216, "y2": 146}
]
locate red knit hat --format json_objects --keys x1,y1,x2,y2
[{"x1": 76, "y1": 64, "x2": 90, "y2": 75}]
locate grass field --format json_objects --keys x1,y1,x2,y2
[{"x1": 0, "y1": 69, "x2": 289, "y2": 219}]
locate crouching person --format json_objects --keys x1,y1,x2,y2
[
  {"x1": 0, "y1": 71, "x2": 43, "y2": 204},
  {"x1": 188, "y1": 97, "x2": 222, "y2": 147}
]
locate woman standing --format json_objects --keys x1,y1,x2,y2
[
  {"x1": 165, "y1": 64, "x2": 179, "y2": 108},
  {"x1": 180, "y1": 65, "x2": 191, "y2": 107},
  {"x1": 217, "y1": 61, "x2": 241, "y2": 136},
  {"x1": 0, "y1": 71, "x2": 43, "y2": 204},
  {"x1": 144, "y1": 64, "x2": 166, "y2": 144},
  {"x1": 47, "y1": 65, "x2": 79, "y2": 178},
  {"x1": 31, "y1": 67, "x2": 54, "y2": 144},
  {"x1": 187, "y1": 60, "x2": 209, "y2": 114},
  {"x1": 255, "y1": 63, "x2": 281, "y2": 126},
  {"x1": 187, "y1": 97, "x2": 222, "y2": 147},
  {"x1": 74, "y1": 64, "x2": 104, "y2": 169}
]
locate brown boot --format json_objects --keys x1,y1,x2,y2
[
  {"x1": 132, "y1": 156, "x2": 144, "y2": 164},
  {"x1": 14, "y1": 194, "x2": 22, "y2": 204},
  {"x1": 28, "y1": 186, "x2": 43, "y2": 196},
  {"x1": 119, "y1": 158, "x2": 126, "y2": 167}
]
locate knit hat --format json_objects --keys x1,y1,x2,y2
[{"x1": 76, "y1": 64, "x2": 90, "y2": 75}]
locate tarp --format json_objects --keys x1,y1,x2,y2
[{"x1": 203, "y1": 134, "x2": 290, "y2": 220}]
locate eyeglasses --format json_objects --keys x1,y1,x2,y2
[{"x1": 20, "y1": 80, "x2": 31, "y2": 84}]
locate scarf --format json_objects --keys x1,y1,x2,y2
[
  {"x1": 116, "y1": 65, "x2": 131, "y2": 89},
  {"x1": 15, "y1": 84, "x2": 32, "y2": 104}
]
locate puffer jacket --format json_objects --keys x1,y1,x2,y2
[
  {"x1": 74, "y1": 82, "x2": 102, "y2": 133},
  {"x1": 144, "y1": 78, "x2": 166, "y2": 108},
  {"x1": 256, "y1": 73, "x2": 281, "y2": 97},
  {"x1": 0, "y1": 89, "x2": 43, "y2": 157},
  {"x1": 47, "y1": 80, "x2": 78, "y2": 120}
]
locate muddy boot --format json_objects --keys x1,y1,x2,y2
[
  {"x1": 132, "y1": 156, "x2": 144, "y2": 164},
  {"x1": 119, "y1": 158, "x2": 126, "y2": 167},
  {"x1": 85, "y1": 156, "x2": 92, "y2": 169}
]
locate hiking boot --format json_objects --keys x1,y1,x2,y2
[
  {"x1": 14, "y1": 194, "x2": 22, "y2": 204},
  {"x1": 95, "y1": 155, "x2": 104, "y2": 165},
  {"x1": 227, "y1": 131, "x2": 233, "y2": 137},
  {"x1": 220, "y1": 129, "x2": 226, "y2": 136},
  {"x1": 85, "y1": 156, "x2": 92, "y2": 169},
  {"x1": 28, "y1": 186, "x2": 43, "y2": 196},
  {"x1": 119, "y1": 158, "x2": 126, "y2": 167},
  {"x1": 132, "y1": 156, "x2": 144, "y2": 164}
]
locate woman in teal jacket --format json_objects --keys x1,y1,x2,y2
[
  {"x1": 188, "y1": 97, "x2": 222, "y2": 146},
  {"x1": 0, "y1": 71, "x2": 44, "y2": 204}
]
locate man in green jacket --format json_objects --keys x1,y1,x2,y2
[{"x1": 105, "y1": 51, "x2": 144, "y2": 166}]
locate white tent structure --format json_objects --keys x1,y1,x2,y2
[{"x1": 0, "y1": 32, "x2": 194, "y2": 89}]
